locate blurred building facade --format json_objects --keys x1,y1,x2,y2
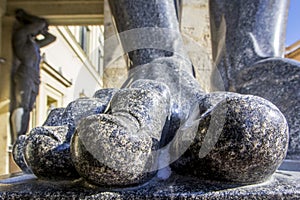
[
  {"x1": 285, "y1": 40, "x2": 300, "y2": 61},
  {"x1": 30, "y1": 25, "x2": 104, "y2": 134}
]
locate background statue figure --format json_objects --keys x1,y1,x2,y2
[{"x1": 9, "y1": 9, "x2": 56, "y2": 147}]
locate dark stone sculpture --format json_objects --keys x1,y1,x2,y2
[
  {"x1": 13, "y1": 88, "x2": 118, "y2": 178},
  {"x1": 210, "y1": 0, "x2": 300, "y2": 160},
  {"x1": 8, "y1": 0, "x2": 299, "y2": 199},
  {"x1": 13, "y1": 0, "x2": 290, "y2": 187},
  {"x1": 172, "y1": 93, "x2": 288, "y2": 183},
  {"x1": 9, "y1": 9, "x2": 56, "y2": 147}
]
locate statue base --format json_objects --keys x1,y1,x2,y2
[{"x1": 1, "y1": 168, "x2": 299, "y2": 199}]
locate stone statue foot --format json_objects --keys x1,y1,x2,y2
[
  {"x1": 235, "y1": 57, "x2": 300, "y2": 159},
  {"x1": 13, "y1": 88, "x2": 118, "y2": 179},
  {"x1": 13, "y1": 80, "x2": 171, "y2": 187},
  {"x1": 12, "y1": 135, "x2": 32, "y2": 174},
  {"x1": 13, "y1": 60, "x2": 290, "y2": 187},
  {"x1": 23, "y1": 126, "x2": 80, "y2": 179},
  {"x1": 172, "y1": 92, "x2": 289, "y2": 184},
  {"x1": 71, "y1": 80, "x2": 171, "y2": 187}
]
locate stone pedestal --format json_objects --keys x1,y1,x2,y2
[{"x1": 0, "y1": 169, "x2": 299, "y2": 199}]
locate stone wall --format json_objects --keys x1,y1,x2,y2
[
  {"x1": 103, "y1": 0, "x2": 128, "y2": 89},
  {"x1": 103, "y1": 0, "x2": 213, "y2": 91},
  {"x1": 181, "y1": 0, "x2": 212, "y2": 92}
]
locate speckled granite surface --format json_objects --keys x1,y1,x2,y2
[
  {"x1": 209, "y1": 0, "x2": 300, "y2": 160},
  {"x1": 12, "y1": 0, "x2": 292, "y2": 189},
  {"x1": 0, "y1": 170, "x2": 299, "y2": 199},
  {"x1": 236, "y1": 58, "x2": 300, "y2": 160},
  {"x1": 12, "y1": 89, "x2": 118, "y2": 180},
  {"x1": 71, "y1": 82, "x2": 170, "y2": 186},
  {"x1": 5, "y1": 1, "x2": 299, "y2": 199},
  {"x1": 209, "y1": 0, "x2": 289, "y2": 90},
  {"x1": 172, "y1": 94, "x2": 289, "y2": 184},
  {"x1": 108, "y1": 0, "x2": 190, "y2": 68}
]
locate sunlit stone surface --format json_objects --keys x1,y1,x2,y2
[{"x1": 3, "y1": 0, "x2": 299, "y2": 199}]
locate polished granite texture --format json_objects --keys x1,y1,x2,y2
[
  {"x1": 12, "y1": 135, "x2": 32, "y2": 174},
  {"x1": 236, "y1": 58, "x2": 300, "y2": 160},
  {"x1": 0, "y1": 169, "x2": 299, "y2": 199},
  {"x1": 13, "y1": 89, "x2": 118, "y2": 180},
  {"x1": 24, "y1": 126, "x2": 79, "y2": 180},
  {"x1": 108, "y1": 0, "x2": 190, "y2": 68},
  {"x1": 172, "y1": 94, "x2": 289, "y2": 184},
  {"x1": 12, "y1": 0, "x2": 292, "y2": 189},
  {"x1": 210, "y1": 0, "x2": 289, "y2": 90},
  {"x1": 8, "y1": 2, "x2": 297, "y2": 200},
  {"x1": 71, "y1": 81, "x2": 170, "y2": 186},
  {"x1": 209, "y1": 0, "x2": 300, "y2": 160}
]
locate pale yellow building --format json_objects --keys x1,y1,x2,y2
[
  {"x1": 285, "y1": 40, "x2": 300, "y2": 61},
  {"x1": 30, "y1": 25, "x2": 104, "y2": 132}
]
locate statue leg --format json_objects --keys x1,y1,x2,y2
[
  {"x1": 10, "y1": 107, "x2": 30, "y2": 140},
  {"x1": 210, "y1": 0, "x2": 300, "y2": 159},
  {"x1": 9, "y1": 76, "x2": 32, "y2": 144},
  {"x1": 10, "y1": 108, "x2": 24, "y2": 142},
  {"x1": 210, "y1": 0, "x2": 290, "y2": 90},
  {"x1": 10, "y1": 81, "x2": 36, "y2": 172}
]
